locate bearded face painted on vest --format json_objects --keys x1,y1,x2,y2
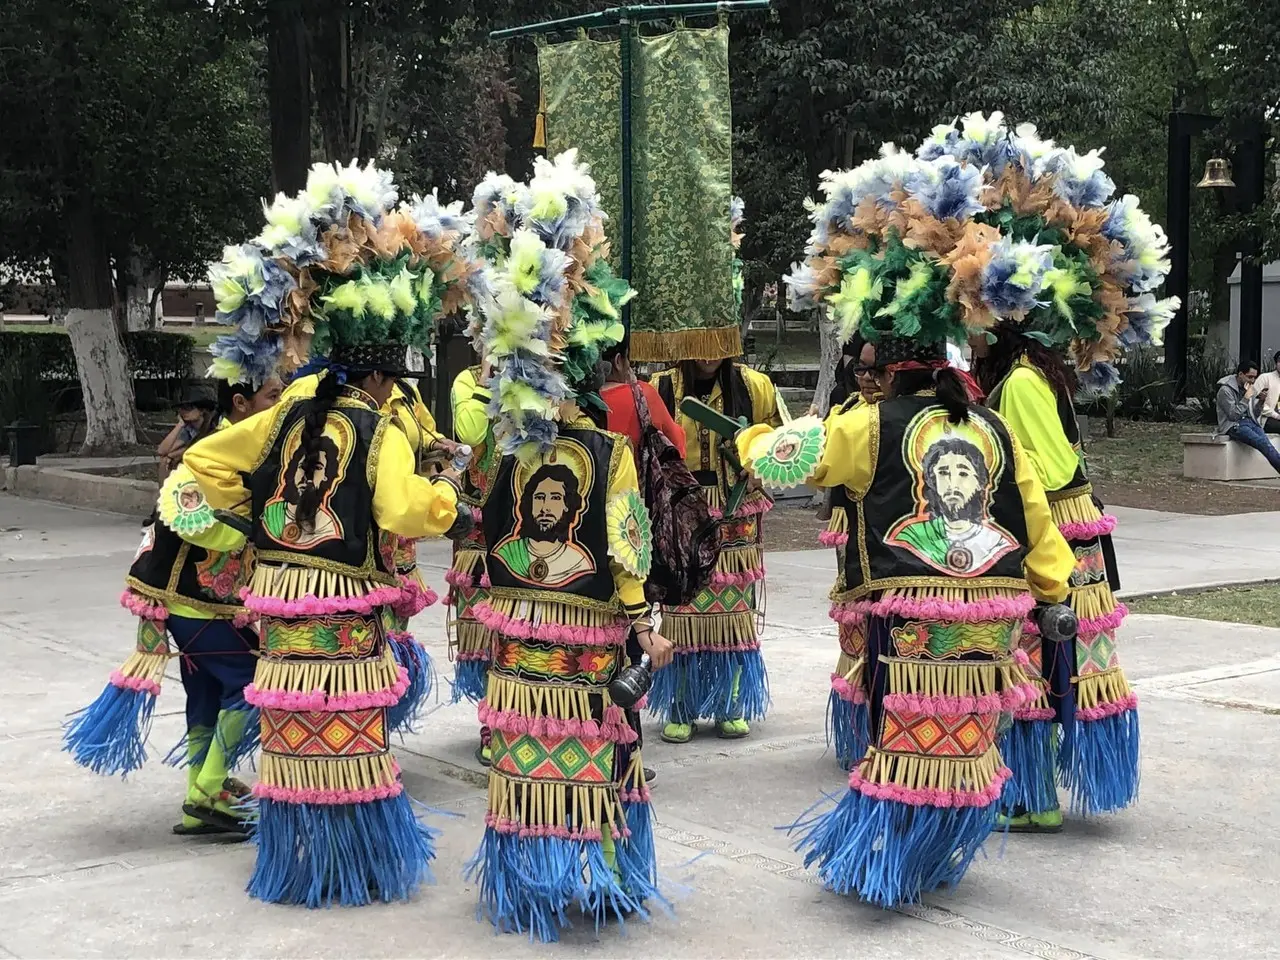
[{"x1": 493, "y1": 463, "x2": 594, "y2": 587}]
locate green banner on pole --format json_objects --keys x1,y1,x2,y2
[{"x1": 539, "y1": 24, "x2": 738, "y2": 363}]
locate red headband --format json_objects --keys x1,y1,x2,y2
[{"x1": 885, "y1": 359, "x2": 986, "y2": 403}]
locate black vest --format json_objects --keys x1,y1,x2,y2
[
  {"x1": 127, "y1": 521, "x2": 246, "y2": 616},
  {"x1": 483, "y1": 425, "x2": 620, "y2": 604},
  {"x1": 248, "y1": 393, "x2": 390, "y2": 577},
  {"x1": 843, "y1": 394, "x2": 1030, "y2": 597},
  {"x1": 987, "y1": 361, "x2": 1088, "y2": 495},
  {"x1": 655, "y1": 363, "x2": 755, "y2": 492}
]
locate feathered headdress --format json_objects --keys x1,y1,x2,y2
[
  {"x1": 471, "y1": 149, "x2": 633, "y2": 460},
  {"x1": 786, "y1": 112, "x2": 1178, "y2": 396},
  {"x1": 207, "y1": 160, "x2": 485, "y2": 386}
]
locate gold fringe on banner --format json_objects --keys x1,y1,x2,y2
[
  {"x1": 254, "y1": 645, "x2": 400, "y2": 697},
  {"x1": 630, "y1": 326, "x2": 743, "y2": 364},
  {"x1": 659, "y1": 610, "x2": 758, "y2": 649},
  {"x1": 883, "y1": 655, "x2": 1032, "y2": 698},
  {"x1": 486, "y1": 772, "x2": 625, "y2": 836},
  {"x1": 861, "y1": 743, "x2": 1005, "y2": 793},
  {"x1": 484, "y1": 673, "x2": 615, "y2": 720},
  {"x1": 259, "y1": 752, "x2": 399, "y2": 792},
  {"x1": 247, "y1": 563, "x2": 394, "y2": 602},
  {"x1": 1074, "y1": 666, "x2": 1134, "y2": 711}
]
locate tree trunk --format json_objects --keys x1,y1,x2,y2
[
  {"x1": 64, "y1": 199, "x2": 138, "y2": 454},
  {"x1": 267, "y1": 0, "x2": 312, "y2": 194},
  {"x1": 307, "y1": 1, "x2": 354, "y2": 162},
  {"x1": 149, "y1": 268, "x2": 167, "y2": 327},
  {"x1": 812, "y1": 312, "x2": 841, "y2": 417},
  {"x1": 123, "y1": 251, "x2": 152, "y2": 332}
]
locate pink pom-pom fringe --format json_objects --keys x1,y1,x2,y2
[
  {"x1": 848, "y1": 764, "x2": 1012, "y2": 808},
  {"x1": 671, "y1": 641, "x2": 762, "y2": 655},
  {"x1": 472, "y1": 600, "x2": 628, "y2": 646},
  {"x1": 244, "y1": 666, "x2": 410, "y2": 712},
  {"x1": 882, "y1": 682, "x2": 1039, "y2": 716},
  {"x1": 1014, "y1": 706, "x2": 1057, "y2": 721},
  {"x1": 475, "y1": 702, "x2": 638, "y2": 744},
  {"x1": 709, "y1": 567, "x2": 766, "y2": 587},
  {"x1": 818, "y1": 530, "x2": 849, "y2": 547},
  {"x1": 1059, "y1": 514, "x2": 1118, "y2": 541},
  {"x1": 485, "y1": 813, "x2": 626, "y2": 841},
  {"x1": 120, "y1": 591, "x2": 168, "y2": 621},
  {"x1": 706, "y1": 497, "x2": 773, "y2": 520},
  {"x1": 1024, "y1": 603, "x2": 1128, "y2": 638},
  {"x1": 831, "y1": 593, "x2": 1035, "y2": 624},
  {"x1": 634, "y1": 694, "x2": 648, "y2": 711},
  {"x1": 621, "y1": 786, "x2": 652, "y2": 803},
  {"x1": 829, "y1": 673, "x2": 867, "y2": 704},
  {"x1": 253, "y1": 775, "x2": 404, "y2": 806},
  {"x1": 108, "y1": 670, "x2": 160, "y2": 696},
  {"x1": 241, "y1": 584, "x2": 404, "y2": 617},
  {"x1": 390, "y1": 575, "x2": 438, "y2": 618},
  {"x1": 1076, "y1": 692, "x2": 1139, "y2": 722}
]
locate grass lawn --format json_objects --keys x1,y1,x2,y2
[
  {"x1": 1085, "y1": 418, "x2": 1279, "y2": 515},
  {"x1": 1128, "y1": 583, "x2": 1280, "y2": 628},
  {"x1": 751, "y1": 328, "x2": 821, "y2": 367}
]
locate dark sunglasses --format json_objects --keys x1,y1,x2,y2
[{"x1": 853, "y1": 365, "x2": 885, "y2": 376}]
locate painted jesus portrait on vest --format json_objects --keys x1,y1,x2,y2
[
  {"x1": 886, "y1": 408, "x2": 1018, "y2": 577},
  {"x1": 492, "y1": 441, "x2": 597, "y2": 588}
]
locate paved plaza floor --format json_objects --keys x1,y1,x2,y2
[{"x1": 2, "y1": 494, "x2": 1278, "y2": 959}]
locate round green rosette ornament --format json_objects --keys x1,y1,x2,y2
[
  {"x1": 606, "y1": 489, "x2": 653, "y2": 579},
  {"x1": 748, "y1": 416, "x2": 826, "y2": 489},
  {"x1": 157, "y1": 465, "x2": 218, "y2": 537}
]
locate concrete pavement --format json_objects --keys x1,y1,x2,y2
[{"x1": 2, "y1": 494, "x2": 1280, "y2": 959}]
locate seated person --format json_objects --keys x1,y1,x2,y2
[{"x1": 1216, "y1": 359, "x2": 1280, "y2": 475}]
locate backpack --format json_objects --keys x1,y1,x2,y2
[{"x1": 628, "y1": 379, "x2": 722, "y2": 606}]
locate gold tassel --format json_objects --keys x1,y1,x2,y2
[
  {"x1": 882, "y1": 654, "x2": 1030, "y2": 698},
  {"x1": 450, "y1": 548, "x2": 485, "y2": 578},
  {"x1": 716, "y1": 545, "x2": 764, "y2": 576},
  {"x1": 630, "y1": 326, "x2": 743, "y2": 364},
  {"x1": 659, "y1": 609, "x2": 758, "y2": 649},
  {"x1": 484, "y1": 594, "x2": 625, "y2": 630},
  {"x1": 247, "y1": 563, "x2": 394, "y2": 602},
  {"x1": 862, "y1": 744, "x2": 1004, "y2": 793},
  {"x1": 1069, "y1": 579, "x2": 1120, "y2": 620},
  {"x1": 533, "y1": 85, "x2": 547, "y2": 149},
  {"x1": 826, "y1": 507, "x2": 848, "y2": 537},
  {"x1": 259, "y1": 752, "x2": 399, "y2": 792},
  {"x1": 485, "y1": 769, "x2": 626, "y2": 833},
  {"x1": 452, "y1": 619, "x2": 495, "y2": 658},
  {"x1": 1074, "y1": 667, "x2": 1133, "y2": 710},
  {"x1": 254, "y1": 645, "x2": 400, "y2": 697}
]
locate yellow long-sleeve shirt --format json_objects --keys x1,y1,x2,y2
[
  {"x1": 652, "y1": 363, "x2": 785, "y2": 480},
  {"x1": 737, "y1": 401, "x2": 1073, "y2": 603},
  {"x1": 990, "y1": 358, "x2": 1082, "y2": 492},
  {"x1": 183, "y1": 389, "x2": 458, "y2": 541},
  {"x1": 451, "y1": 366, "x2": 491, "y2": 447},
  {"x1": 386, "y1": 379, "x2": 439, "y2": 465}
]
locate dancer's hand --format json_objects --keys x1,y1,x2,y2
[{"x1": 638, "y1": 629, "x2": 674, "y2": 670}]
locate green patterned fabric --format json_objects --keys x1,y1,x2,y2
[{"x1": 539, "y1": 25, "x2": 737, "y2": 362}]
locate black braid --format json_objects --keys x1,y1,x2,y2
[{"x1": 294, "y1": 372, "x2": 344, "y2": 530}]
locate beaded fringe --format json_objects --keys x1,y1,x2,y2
[{"x1": 247, "y1": 563, "x2": 394, "y2": 601}]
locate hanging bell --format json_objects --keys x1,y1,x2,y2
[{"x1": 1197, "y1": 157, "x2": 1235, "y2": 189}]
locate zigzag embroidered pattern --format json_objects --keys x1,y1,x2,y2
[
  {"x1": 490, "y1": 731, "x2": 615, "y2": 784},
  {"x1": 880, "y1": 710, "x2": 998, "y2": 758},
  {"x1": 261, "y1": 707, "x2": 388, "y2": 757}
]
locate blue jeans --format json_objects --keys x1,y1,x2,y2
[
  {"x1": 1228, "y1": 419, "x2": 1280, "y2": 474},
  {"x1": 167, "y1": 616, "x2": 259, "y2": 730}
]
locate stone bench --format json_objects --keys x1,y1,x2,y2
[{"x1": 1182, "y1": 432, "x2": 1280, "y2": 481}]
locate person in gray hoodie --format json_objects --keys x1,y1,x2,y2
[{"x1": 1216, "y1": 359, "x2": 1280, "y2": 474}]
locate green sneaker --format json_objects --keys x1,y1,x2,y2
[
  {"x1": 717, "y1": 718, "x2": 750, "y2": 739},
  {"x1": 661, "y1": 722, "x2": 694, "y2": 744},
  {"x1": 997, "y1": 807, "x2": 1064, "y2": 833}
]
